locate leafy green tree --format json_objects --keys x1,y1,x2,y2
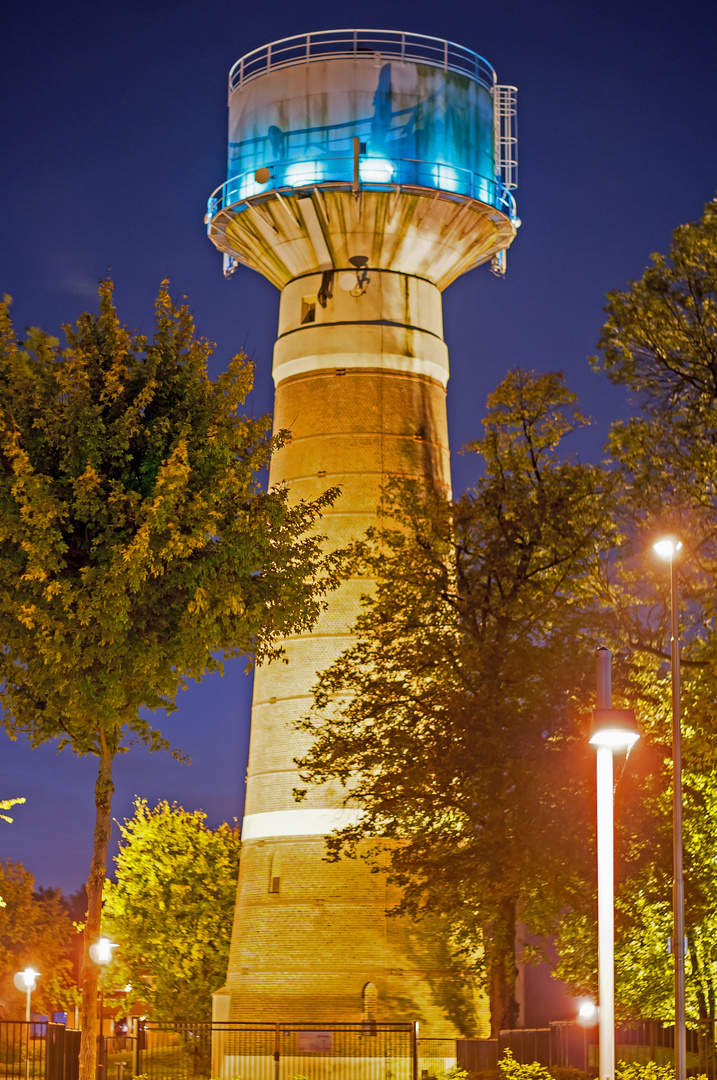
[
  {"x1": 0, "y1": 281, "x2": 338, "y2": 1075},
  {"x1": 0, "y1": 799, "x2": 25, "y2": 908},
  {"x1": 592, "y1": 195, "x2": 717, "y2": 681},
  {"x1": 0, "y1": 860, "x2": 76, "y2": 1017},
  {"x1": 0, "y1": 797, "x2": 25, "y2": 825},
  {"x1": 102, "y1": 799, "x2": 240, "y2": 1020},
  {"x1": 296, "y1": 370, "x2": 616, "y2": 1034}
]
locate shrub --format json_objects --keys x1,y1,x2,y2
[
  {"x1": 498, "y1": 1050, "x2": 552, "y2": 1080},
  {"x1": 616, "y1": 1064, "x2": 707, "y2": 1080}
]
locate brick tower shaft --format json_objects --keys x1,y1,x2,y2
[{"x1": 206, "y1": 29, "x2": 519, "y2": 1038}]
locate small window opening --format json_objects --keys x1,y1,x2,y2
[
  {"x1": 301, "y1": 297, "x2": 316, "y2": 324},
  {"x1": 335, "y1": 367, "x2": 346, "y2": 376},
  {"x1": 362, "y1": 982, "x2": 378, "y2": 1031},
  {"x1": 269, "y1": 853, "x2": 281, "y2": 894}
]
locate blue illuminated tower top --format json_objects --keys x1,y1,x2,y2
[{"x1": 206, "y1": 30, "x2": 519, "y2": 285}]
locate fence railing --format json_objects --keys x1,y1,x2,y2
[
  {"x1": 2, "y1": 1017, "x2": 715, "y2": 1080},
  {"x1": 207, "y1": 159, "x2": 517, "y2": 223},
  {"x1": 0, "y1": 1022, "x2": 80, "y2": 1080},
  {"x1": 228, "y1": 31, "x2": 496, "y2": 93},
  {"x1": 0, "y1": 1020, "x2": 46, "y2": 1080},
  {"x1": 497, "y1": 1020, "x2": 717, "y2": 1077},
  {"x1": 208, "y1": 1021, "x2": 418, "y2": 1080}
]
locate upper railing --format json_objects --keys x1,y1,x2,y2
[
  {"x1": 207, "y1": 157, "x2": 517, "y2": 222},
  {"x1": 229, "y1": 30, "x2": 496, "y2": 94}
]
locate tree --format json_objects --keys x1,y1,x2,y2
[
  {"x1": 102, "y1": 799, "x2": 241, "y2": 1020},
  {"x1": 296, "y1": 369, "x2": 616, "y2": 1034},
  {"x1": 585, "y1": 197, "x2": 717, "y2": 1022},
  {"x1": 0, "y1": 861, "x2": 76, "y2": 1017},
  {"x1": 0, "y1": 797, "x2": 25, "y2": 825},
  {"x1": 0, "y1": 281, "x2": 338, "y2": 1077},
  {"x1": 0, "y1": 799, "x2": 25, "y2": 908}
]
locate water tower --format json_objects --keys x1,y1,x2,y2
[{"x1": 206, "y1": 29, "x2": 518, "y2": 1037}]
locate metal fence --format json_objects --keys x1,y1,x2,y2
[
  {"x1": 0, "y1": 1021, "x2": 46, "y2": 1080},
  {"x1": 0, "y1": 1022, "x2": 80, "y2": 1080},
  {"x1": 3, "y1": 1017, "x2": 716, "y2": 1080},
  {"x1": 228, "y1": 31, "x2": 497, "y2": 93},
  {"x1": 615, "y1": 1021, "x2": 717, "y2": 1077},
  {"x1": 417, "y1": 1036, "x2": 459, "y2": 1078},
  {"x1": 208, "y1": 1021, "x2": 417, "y2": 1080},
  {"x1": 494, "y1": 1020, "x2": 717, "y2": 1077},
  {"x1": 0, "y1": 1020, "x2": 416, "y2": 1080}
]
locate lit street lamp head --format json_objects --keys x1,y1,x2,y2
[
  {"x1": 13, "y1": 968, "x2": 40, "y2": 993},
  {"x1": 590, "y1": 708, "x2": 640, "y2": 750},
  {"x1": 577, "y1": 1000, "x2": 598, "y2": 1026},
  {"x1": 89, "y1": 937, "x2": 118, "y2": 967},
  {"x1": 654, "y1": 536, "x2": 683, "y2": 560}
]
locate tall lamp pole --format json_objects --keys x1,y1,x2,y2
[
  {"x1": 590, "y1": 647, "x2": 639, "y2": 1080},
  {"x1": 90, "y1": 937, "x2": 118, "y2": 1080},
  {"x1": 13, "y1": 968, "x2": 40, "y2": 1080},
  {"x1": 653, "y1": 537, "x2": 686, "y2": 1080}
]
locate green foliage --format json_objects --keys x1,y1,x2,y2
[
  {"x1": 0, "y1": 860, "x2": 76, "y2": 1015},
  {"x1": 0, "y1": 797, "x2": 25, "y2": 824},
  {"x1": 0, "y1": 799, "x2": 26, "y2": 905},
  {"x1": 576, "y1": 197, "x2": 717, "y2": 1021},
  {"x1": 103, "y1": 799, "x2": 241, "y2": 1020},
  {"x1": 0, "y1": 280, "x2": 338, "y2": 1074},
  {"x1": 296, "y1": 369, "x2": 616, "y2": 1033},
  {"x1": 615, "y1": 1062, "x2": 707, "y2": 1080},
  {"x1": 498, "y1": 1050, "x2": 551, "y2": 1080},
  {"x1": 0, "y1": 280, "x2": 339, "y2": 753}
]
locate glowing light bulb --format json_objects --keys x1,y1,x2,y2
[
  {"x1": 654, "y1": 537, "x2": 682, "y2": 560},
  {"x1": 90, "y1": 937, "x2": 118, "y2": 967}
]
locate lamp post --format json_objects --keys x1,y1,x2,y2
[
  {"x1": 653, "y1": 536, "x2": 686, "y2": 1080},
  {"x1": 13, "y1": 968, "x2": 40, "y2": 1080},
  {"x1": 90, "y1": 938, "x2": 118, "y2": 1080},
  {"x1": 590, "y1": 647, "x2": 639, "y2": 1080}
]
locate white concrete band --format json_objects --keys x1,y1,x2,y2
[
  {"x1": 272, "y1": 349, "x2": 449, "y2": 387},
  {"x1": 241, "y1": 807, "x2": 364, "y2": 840}
]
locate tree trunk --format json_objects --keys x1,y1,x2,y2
[
  {"x1": 79, "y1": 731, "x2": 115, "y2": 1080},
  {"x1": 486, "y1": 898, "x2": 519, "y2": 1037}
]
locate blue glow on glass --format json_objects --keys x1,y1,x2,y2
[
  {"x1": 283, "y1": 161, "x2": 324, "y2": 186},
  {"x1": 235, "y1": 173, "x2": 267, "y2": 200},
  {"x1": 433, "y1": 164, "x2": 461, "y2": 193},
  {"x1": 359, "y1": 157, "x2": 395, "y2": 184}
]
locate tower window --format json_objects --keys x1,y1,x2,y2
[
  {"x1": 301, "y1": 297, "x2": 316, "y2": 324},
  {"x1": 362, "y1": 981, "x2": 378, "y2": 1022},
  {"x1": 269, "y1": 853, "x2": 281, "y2": 894}
]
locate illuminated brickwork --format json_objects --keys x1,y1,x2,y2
[
  {"x1": 213, "y1": 272, "x2": 488, "y2": 1035},
  {"x1": 206, "y1": 32, "x2": 519, "y2": 1037}
]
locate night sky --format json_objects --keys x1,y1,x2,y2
[{"x1": 2, "y1": 0, "x2": 716, "y2": 895}]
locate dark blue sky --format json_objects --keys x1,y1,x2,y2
[{"x1": 2, "y1": 0, "x2": 716, "y2": 894}]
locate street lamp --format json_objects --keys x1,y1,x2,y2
[
  {"x1": 13, "y1": 968, "x2": 40, "y2": 1080},
  {"x1": 653, "y1": 535, "x2": 686, "y2": 1080},
  {"x1": 590, "y1": 647, "x2": 639, "y2": 1080},
  {"x1": 90, "y1": 937, "x2": 118, "y2": 1080},
  {"x1": 13, "y1": 966, "x2": 40, "y2": 1023}
]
